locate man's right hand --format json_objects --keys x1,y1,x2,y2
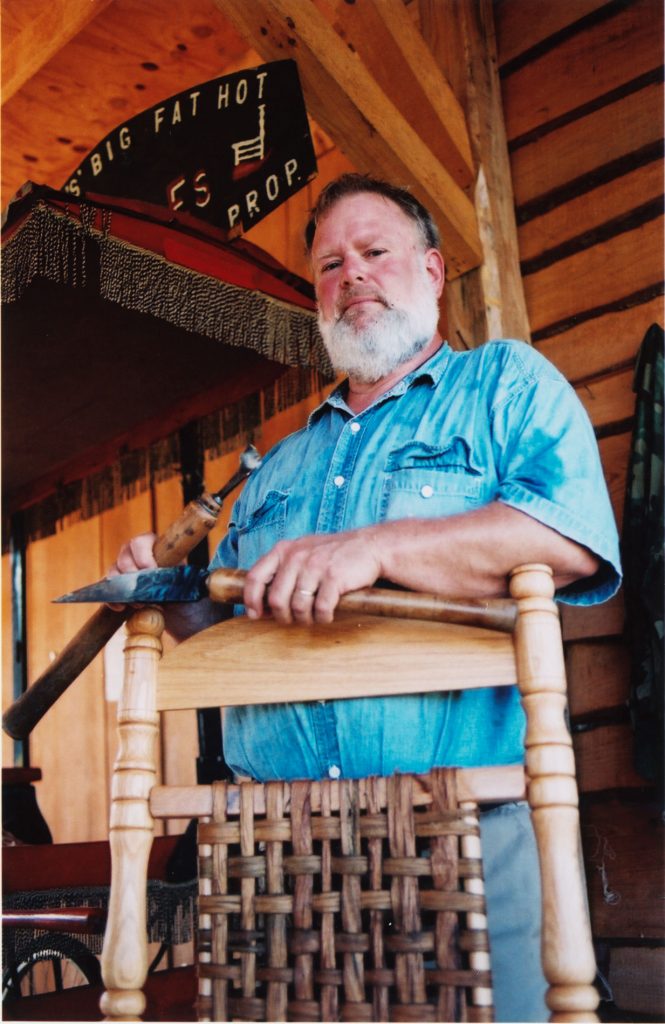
[
  {"x1": 107, "y1": 532, "x2": 159, "y2": 579},
  {"x1": 105, "y1": 532, "x2": 158, "y2": 611},
  {"x1": 106, "y1": 531, "x2": 226, "y2": 640}
]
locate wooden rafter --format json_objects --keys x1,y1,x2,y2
[
  {"x1": 311, "y1": 0, "x2": 474, "y2": 189},
  {"x1": 1, "y1": 0, "x2": 113, "y2": 103},
  {"x1": 215, "y1": 0, "x2": 482, "y2": 278}
]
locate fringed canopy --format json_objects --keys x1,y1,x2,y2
[
  {"x1": 2, "y1": 184, "x2": 331, "y2": 543},
  {"x1": 2, "y1": 185, "x2": 330, "y2": 372}
]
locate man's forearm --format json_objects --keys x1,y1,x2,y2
[
  {"x1": 371, "y1": 501, "x2": 599, "y2": 597},
  {"x1": 242, "y1": 500, "x2": 600, "y2": 624}
]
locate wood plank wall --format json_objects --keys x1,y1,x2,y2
[{"x1": 495, "y1": 0, "x2": 664, "y2": 1014}]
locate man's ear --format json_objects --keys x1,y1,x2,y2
[{"x1": 425, "y1": 249, "x2": 445, "y2": 297}]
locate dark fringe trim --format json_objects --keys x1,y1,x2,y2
[
  {"x1": 2, "y1": 200, "x2": 333, "y2": 377},
  {"x1": 98, "y1": 234, "x2": 332, "y2": 375},
  {"x1": 3, "y1": 879, "x2": 197, "y2": 958},
  {"x1": 2, "y1": 200, "x2": 90, "y2": 299}
]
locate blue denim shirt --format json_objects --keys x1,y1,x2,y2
[{"x1": 210, "y1": 340, "x2": 622, "y2": 781}]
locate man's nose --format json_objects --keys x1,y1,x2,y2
[{"x1": 341, "y1": 254, "x2": 365, "y2": 284}]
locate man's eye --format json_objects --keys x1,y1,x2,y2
[
  {"x1": 366, "y1": 248, "x2": 387, "y2": 258},
  {"x1": 321, "y1": 260, "x2": 341, "y2": 273}
]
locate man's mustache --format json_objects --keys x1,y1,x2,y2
[{"x1": 336, "y1": 289, "x2": 391, "y2": 321}]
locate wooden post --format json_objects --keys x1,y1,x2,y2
[
  {"x1": 419, "y1": 0, "x2": 531, "y2": 348},
  {"x1": 510, "y1": 565, "x2": 599, "y2": 1023},
  {"x1": 99, "y1": 607, "x2": 164, "y2": 1022}
]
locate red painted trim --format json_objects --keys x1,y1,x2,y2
[
  {"x1": 2, "y1": 768, "x2": 43, "y2": 784},
  {"x1": 3, "y1": 834, "x2": 181, "y2": 893}
]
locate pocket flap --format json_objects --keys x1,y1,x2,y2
[
  {"x1": 235, "y1": 489, "x2": 289, "y2": 534},
  {"x1": 385, "y1": 437, "x2": 481, "y2": 475}
]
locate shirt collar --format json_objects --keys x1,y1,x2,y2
[{"x1": 307, "y1": 341, "x2": 452, "y2": 426}]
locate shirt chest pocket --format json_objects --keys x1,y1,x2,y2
[
  {"x1": 234, "y1": 489, "x2": 289, "y2": 567},
  {"x1": 379, "y1": 438, "x2": 484, "y2": 521}
]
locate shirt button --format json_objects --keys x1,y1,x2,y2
[
  {"x1": 328, "y1": 764, "x2": 341, "y2": 779},
  {"x1": 334, "y1": 475, "x2": 345, "y2": 487},
  {"x1": 420, "y1": 484, "x2": 434, "y2": 498},
  {"x1": 350, "y1": 422, "x2": 360, "y2": 433}
]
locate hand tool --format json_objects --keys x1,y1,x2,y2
[
  {"x1": 54, "y1": 564, "x2": 518, "y2": 633},
  {"x1": 2, "y1": 446, "x2": 262, "y2": 740}
]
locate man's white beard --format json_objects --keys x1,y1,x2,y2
[{"x1": 317, "y1": 271, "x2": 440, "y2": 384}]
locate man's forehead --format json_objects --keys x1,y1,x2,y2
[{"x1": 312, "y1": 192, "x2": 420, "y2": 248}]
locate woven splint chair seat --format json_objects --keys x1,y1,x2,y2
[
  {"x1": 197, "y1": 771, "x2": 491, "y2": 1023},
  {"x1": 98, "y1": 565, "x2": 600, "y2": 1023}
]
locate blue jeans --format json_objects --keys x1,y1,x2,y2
[{"x1": 481, "y1": 802, "x2": 548, "y2": 1022}]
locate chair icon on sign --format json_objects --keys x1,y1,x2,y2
[{"x1": 231, "y1": 104, "x2": 266, "y2": 166}]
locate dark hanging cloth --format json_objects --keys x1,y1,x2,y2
[{"x1": 621, "y1": 323, "x2": 664, "y2": 792}]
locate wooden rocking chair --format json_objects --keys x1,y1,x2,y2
[{"x1": 98, "y1": 564, "x2": 599, "y2": 1022}]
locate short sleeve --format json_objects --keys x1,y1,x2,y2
[{"x1": 491, "y1": 348, "x2": 622, "y2": 605}]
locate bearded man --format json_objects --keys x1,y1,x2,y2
[{"x1": 113, "y1": 173, "x2": 621, "y2": 1020}]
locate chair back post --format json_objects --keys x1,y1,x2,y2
[
  {"x1": 510, "y1": 565, "x2": 599, "y2": 1023},
  {"x1": 100, "y1": 606, "x2": 164, "y2": 1022}
]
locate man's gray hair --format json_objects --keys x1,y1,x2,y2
[{"x1": 304, "y1": 173, "x2": 441, "y2": 253}]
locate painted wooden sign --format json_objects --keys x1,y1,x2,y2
[{"x1": 62, "y1": 60, "x2": 317, "y2": 233}]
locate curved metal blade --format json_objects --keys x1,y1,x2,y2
[{"x1": 54, "y1": 565, "x2": 209, "y2": 604}]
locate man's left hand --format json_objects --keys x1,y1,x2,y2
[{"x1": 242, "y1": 529, "x2": 383, "y2": 624}]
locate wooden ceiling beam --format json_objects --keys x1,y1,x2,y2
[
  {"x1": 1, "y1": 0, "x2": 113, "y2": 104},
  {"x1": 215, "y1": 0, "x2": 482, "y2": 278},
  {"x1": 311, "y1": 0, "x2": 474, "y2": 190}
]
